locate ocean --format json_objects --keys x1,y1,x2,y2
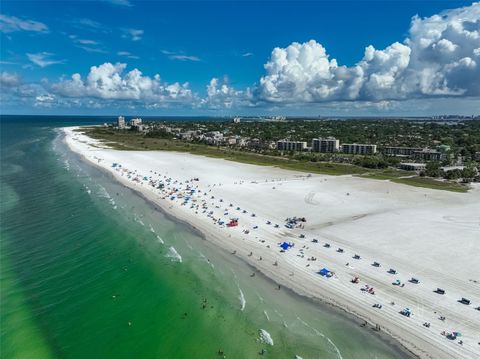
[{"x1": 0, "y1": 115, "x2": 409, "y2": 359}]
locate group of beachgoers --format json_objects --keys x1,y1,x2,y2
[{"x1": 105, "y1": 159, "x2": 478, "y2": 350}]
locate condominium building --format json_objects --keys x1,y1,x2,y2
[
  {"x1": 277, "y1": 140, "x2": 307, "y2": 152},
  {"x1": 117, "y1": 116, "x2": 126, "y2": 128},
  {"x1": 129, "y1": 118, "x2": 142, "y2": 126},
  {"x1": 312, "y1": 137, "x2": 340, "y2": 153},
  {"x1": 413, "y1": 149, "x2": 442, "y2": 161},
  {"x1": 341, "y1": 143, "x2": 377, "y2": 155},
  {"x1": 383, "y1": 146, "x2": 422, "y2": 157}
]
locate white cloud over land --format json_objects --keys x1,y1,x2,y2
[
  {"x1": 52, "y1": 62, "x2": 194, "y2": 104},
  {"x1": 2, "y1": 2, "x2": 479, "y2": 114},
  {"x1": 258, "y1": 2, "x2": 480, "y2": 103}
]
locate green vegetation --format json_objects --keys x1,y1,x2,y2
[
  {"x1": 82, "y1": 127, "x2": 367, "y2": 175},
  {"x1": 145, "y1": 118, "x2": 480, "y2": 162},
  {"x1": 358, "y1": 168, "x2": 412, "y2": 180},
  {"x1": 391, "y1": 177, "x2": 468, "y2": 193},
  {"x1": 80, "y1": 126, "x2": 472, "y2": 192}
]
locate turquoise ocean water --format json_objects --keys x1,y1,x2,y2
[{"x1": 0, "y1": 116, "x2": 409, "y2": 359}]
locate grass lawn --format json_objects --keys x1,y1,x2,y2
[{"x1": 391, "y1": 177, "x2": 468, "y2": 193}]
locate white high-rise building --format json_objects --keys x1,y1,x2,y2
[
  {"x1": 117, "y1": 116, "x2": 126, "y2": 128},
  {"x1": 341, "y1": 143, "x2": 377, "y2": 155},
  {"x1": 311, "y1": 137, "x2": 339, "y2": 153},
  {"x1": 277, "y1": 140, "x2": 307, "y2": 152}
]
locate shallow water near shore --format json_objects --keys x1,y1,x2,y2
[{"x1": 1, "y1": 116, "x2": 410, "y2": 358}]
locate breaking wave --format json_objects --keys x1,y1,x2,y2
[{"x1": 166, "y1": 246, "x2": 182, "y2": 263}]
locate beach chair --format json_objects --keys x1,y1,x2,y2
[{"x1": 434, "y1": 288, "x2": 446, "y2": 295}]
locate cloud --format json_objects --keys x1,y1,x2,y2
[
  {"x1": 34, "y1": 93, "x2": 56, "y2": 107},
  {"x1": 51, "y1": 62, "x2": 194, "y2": 104},
  {"x1": 258, "y1": 2, "x2": 480, "y2": 103},
  {"x1": 170, "y1": 55, "x2": 201, "y2": 62},
  {"x1": 77, "y1": 46, "x2": 107, "y2": 54},
  {"x1": 242, "y1": 52, "x2": 254, "y2": 57},
  {"x1": 101, "y1": 0, "x2": 132, "y2": 7},
  {"x1": 3, "y1": 3, "x2": 478, "y2": 114},
  {"x1": 0, "y1": 72, "x2": 21, "y2": 87},
  {"x1": 70, "y1": 18, "x2": 109, "y2": 33},
  {"x1": 117, "y1": 51, "x2": 140, "y2": 59},
  {"x1": 76, "y1": 39, "x2": 99, "y2": 45},
  {"x1": 0, "y1": 14, "x2": 48, "y2": 33},
  {"x1": 162, "y1": 50, "x2": 201, "y2": 62},
  {"x1": 122, "y1": 28, "x2": 143, "y2": 41},
  {"x1": 68, "y1": 34, "x2": 106, "y2": 53},
  {"x1": 27, "y1": 52, "x2": 64, "y2": 67},
  {"x1": 200, "y1": 77, "x2": 251, "y2": 109}
]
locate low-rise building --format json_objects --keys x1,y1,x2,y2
[
  {"x1": 277, "y1": 140, "x2": 307, "y2": 152},
  {"x1": 440, "y1": 166, "x2": 465, "y2": 172},
  {"x1": 226, "y1": 137, "x2": 237, "y2": 145},
  {"x1": 413, "y1": 149, "x2": 442, "y2": 161},
  {"x1": 399, "y1": 162, "x2": 426, "y2": 172},
  {"x1": 312, "y1": 137, "x2": 340, "y2": 153},
  {"x1": 383, "y1": 146, "x2": 422, "y2": 157},
  {"x1": 341, "y1": 143, "x2": 377, "y2": 155},
  {"x1": 129, "y1": 118, "x2": 142, "y2": 126},
  {"x1": 204, "y1": 131, "x2": 224, "y2": 145}
]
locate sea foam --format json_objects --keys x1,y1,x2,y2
[
  {"x1": 166, "y1": 246, "x2": 182, "y2": 263},
  {"x1": 258, "y1": 329, "x2": 274, "y2": 346},
  {"x1": 238, "y1": 285, "x2": 246, "y2": 311}
]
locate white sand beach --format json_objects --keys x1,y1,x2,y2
[{"x1": 63, "y1": 127, "x2": 480, "y2": 359}]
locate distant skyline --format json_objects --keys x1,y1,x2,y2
[{"x1": 1, "y1": 1, "x2": 479, "y2": 116}]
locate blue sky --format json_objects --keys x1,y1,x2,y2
[{"x1": 1, "y1": 1, "x2": 479, "y2": 116}]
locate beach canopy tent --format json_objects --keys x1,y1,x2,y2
[
  {"x1": 319, "y1": 268, "x2": 330, "y2": 276},
  {"x1": 280, "y1": 242, "x2": 290, "y2": 250}
]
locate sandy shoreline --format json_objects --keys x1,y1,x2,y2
[{"x1": 62, "y1": 126, "x2": 480, "y2": 359}]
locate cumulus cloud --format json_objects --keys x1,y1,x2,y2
[
  {"x1": 52, "y1": 62, "x2": 194, "y2": 105},
  {"x1": 27, "y1": 52, "x2": 64, "y2": 67},
  {"x1": 3, "y1": 3, "x2": 478, "y2": 113},
  {"x1": 34, "y1": 93, "x2": 56, "y2": 107},
  {"x1": 122, "y1": 28, "x2": 143, "y2": 41},
  {"x1": 0, "y1": 14, "x2": 48, "y2": 33},
  {"x1": 258, "y1": 2, "x2": 480, "y2": 103},
  {"x1": 0, "y1": 72, "x2": 21, "y2": 87},
  {"x1": 200, "y1": 77, "x2": 251, "y2": 109}
]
